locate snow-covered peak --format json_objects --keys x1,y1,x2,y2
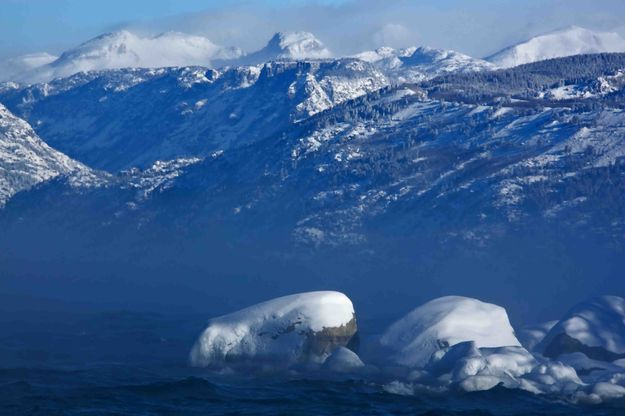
[
  {"x1": 0, "y1": 103, "x2": 97, "y2": 206},
  {"x1": 355, "y1": 45, "x2": 494, "y2": 83},
  {"x1": 268, "y1": 31, "x2": 332, "y2": 60},
  {"x1": 233, "y1": 31, "x2": 332, "y2": 66},
  {"x1": 16, "y1": 30, "x2": 242, "y2": 83},
  {"x1": 487, "y1": 26, "x2": 625, "y2": 68}
]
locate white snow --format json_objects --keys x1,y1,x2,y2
[
  {"x1": 487, "y1": 26, "x2": 625, "y2": 68},
  {"x1": 380, "y1": 296, "x2": 521, "y2": 368},
  {"x1": 190, "y1": 291, "x2": 356, "y2": 368}
]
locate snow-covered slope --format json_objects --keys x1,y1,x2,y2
[
  {"x1": 190, "y1": 291, "x2": 357, "y2": 368},
  {"x1": 0, "y1": 103, "x2": 97, "y2": 206},
  {"x1": 231, "y1": 32, "x2": 332, "y2": 66},
  {"x1": 379, "y1": 296, "x2": 521, "y2": 368},
  {"x1": 487, "y1": 26, "x2": 625, "y2": 68},
  {"x1": 17, "y1": 31, "x2": 242, "y2": 83},
  {"x1": 0, "y1": 52, "x2": 57, "y2": 82},
  {"x1": 355, "y1": 46, "x2": 494, "y2": 83}
]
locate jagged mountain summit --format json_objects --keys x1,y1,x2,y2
[
  {"x1": 0, "y1": 103, "x2": 100, "y2": 206},
  {"x1": 17, "y1": 31, "x2": 242, "y2": 84},
  {"x1": 487, "y1": 26, "x2": 625, "y2": 68},
  {"x1": 354, "y1": 45, "x2": 494, "y2": 83},
  {"x1": 230, "y1": 32, "x2": 333, "y2": 66},
  {"x1": 0, "y1": 52, "x2": 58, "y2": 82}
]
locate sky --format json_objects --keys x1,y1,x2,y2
[{"x1": 2, "y1": 0, "x2": 625, "y2": 59}]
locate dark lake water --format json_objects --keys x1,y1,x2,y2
[
  {"x1": 1, "y1": 304, "x2": 624, "y2": 415},
  {"x1": 2, "y1": 366, "x2": 625, "y2": 416}
]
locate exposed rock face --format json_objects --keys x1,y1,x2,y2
[
  {"x1": 190, "y1": 291, "x2": 358, "y2": 369},
  {"x1": 540, "y1": 296, "x2": 625, "y2": 362}
]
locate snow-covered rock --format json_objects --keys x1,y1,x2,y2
[
  {"x1": 380, "y1": 296, "x2": 521, "y2": 368},
  {"x1": 539, "y1": 296, "x2": 625, "y2": 362},
  {"x1": 232, "y1": 32, "x2": 332, "y2": 66},
  {"x1": 16, "y1": 30, "x2": 242, "y2": 83},
  {"x1": 487, "y1": 26, "x2": 625, "y2": 68},
  {"x1": 0, "y1": 103, "x2": 99, "y2": 206},
  {"x1": 0, "y1": 52, "x2": 57, "y2": 82},
  {"x1": 190, "y1": 291, "x2": 358, "y2": 369}
]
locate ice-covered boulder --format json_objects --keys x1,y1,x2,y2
[
  {"x1": 539, "y1": 296, "x2": 625, "y2": 362},
  {"x1": 190, "y1": 291, "x2": 357, "y2": 369},
  {"x1": 380, "y1": 296, "x2": 521, "y2": 368}
]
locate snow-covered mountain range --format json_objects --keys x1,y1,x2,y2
[
  {"x1": 5, "y1": 26, "x2": 624, "y2": 85},
  {"x1": 1, "y1": 28, "x2": 625, "y2": 324},
  {"x1": 487, "y1": 26, "x2": 625, "y2": 68},
  {"x1": 2, "y1": 53, "x2": 625, "y2": 248}
]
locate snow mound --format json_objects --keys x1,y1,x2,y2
[
  {"x1": 18, "y1": 30, "x2": 242, "y2": 83},
  {"x1": 380, "y1": 296, "x2": 521, "y2": 367},
  {"x1": 234, "y1": 32, "x2": 332, "y2": 65},
  {"x1": 539, "y1": 296, "x2": 625, "y2": 362},
  {"x1": 487, "y1": 26, "x2": 625, "y2": 68},
  {"x1": 190, "y1": 291, "x2": 357, "y2": 369}
]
